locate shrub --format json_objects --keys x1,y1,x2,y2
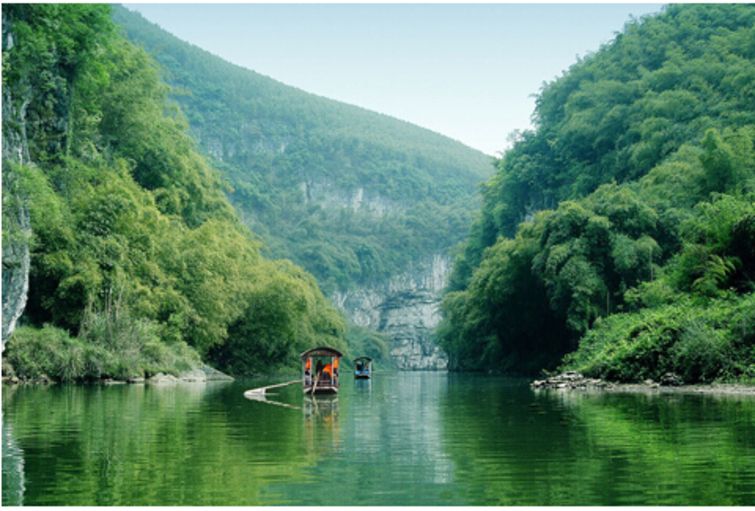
[
  {"x1": 78, "y1": 293, "x2": 199, "y2": 378},
  {"x1": 562, "y1": 294, "x2": 754, "y2": 383},
  {"x1": 671, "y1": 322, "x2": 730, "y2": 383},
  {"x1": 5, "y1": 315, "x2": 200, "y2": 382},
  {"x1": 6, "y1": 326, "x2": 87, "y2": 382}
]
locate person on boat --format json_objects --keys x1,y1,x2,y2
[
  {"x1": 323, "y1": 363, "x2": 333, "y2": 383},
  {"x1": 315, "y1": 360, "x2": 324, "y2": 382},
  {"x1": 304, "y1": 358, "x2": 312, "y2": 386}
]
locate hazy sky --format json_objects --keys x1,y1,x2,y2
[{"x1": 126, "y1": 4, "x2": 664, "y2": 156}]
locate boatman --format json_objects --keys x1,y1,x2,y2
[{"x1": 304, "y1": 358, "x2": 312, "y2": 386}]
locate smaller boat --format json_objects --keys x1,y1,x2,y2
[{"x1": 353, "y1": 356, "x2": 373, "y2": 379}]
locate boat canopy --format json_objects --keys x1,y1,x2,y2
[
  {"x1": 301, "y1": 346, "x2": 342, "y2": 394},
  {"x1": 300, "y1": 347, "x2": 343, "y2": 360},
  {"x1": 353, "y1": 356, "x2": 373, "y2": 363}
]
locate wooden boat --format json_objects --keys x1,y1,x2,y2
[
  {"x1": 301, "y1": 347, "x2": 342, "y2": 394},
  {"x1": 353, "y1": 356, "x2": 372, "y2": 379}
]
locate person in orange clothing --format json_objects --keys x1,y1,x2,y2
[
  {"x1": 323, "y1": 362, "x2": 333, "y2": 382},
  {"x1": 304, "y1": 358, "x2": 312, "y2": 386}
]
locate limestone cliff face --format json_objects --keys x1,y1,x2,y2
[
  {"x1": 2, "y1": 14, "x2": 32, "y2": 351},
  {"x1": 333, "y1": 254, "x2": 450, "y2": 370},
  {"x1": 1, "y1": 190, "x2": 31, "y2": 350},
  {"x1": 2, "y1": 16, "x2": 30, "y2": 166},
  {"x1": 298, "y1": 181, "x2": 450, "y2": 369},
  {"x1": 300, "y1": 180, "x2": 397, "y2": 218}
]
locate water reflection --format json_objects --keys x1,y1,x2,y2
[
  {"x1": 303, "y1": 395, "x2": 341, "y2": 454},
  {"x1": 440, "y1": 377, "x2": 755, "y2": 505},
  {"x1": 2, "y1": 386, "x2": 25, "y2": 506},
  {"x1": 353, "y1": 378, "x2": 372, "y2": 394},
  {"x1": 261, "y1": 372, "x2": 457, "y2": 505},
  {"x1": 2, "y1": 375, "x2": 753, "y2": 505}
]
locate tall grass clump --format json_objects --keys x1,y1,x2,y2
[{"x1": 5, "y1": 291, "x2": 200, "y2": 382}]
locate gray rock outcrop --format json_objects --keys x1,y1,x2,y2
[
  {"x1": 1, "y1": 189, "x2": 31, "y2": 350},
  {"x1": 147, "y1": 373, "x2": 179, "y2": 384},
  {"x1": 197, "y1": 364, "x2": 235, "y2": 381},
  {"x1": 660, "y1": 372, "x2": 683, "y2": 386},
  {"x1": 2, "y1": 13, "x2": 32, "y2": 351},
  {"x1": 333, "y1": 254, "x2": 450, "y2": 370},
  {"x1": 531, "y1": 371, "x2": 613, "y2": 390},
  {"x1": 148, "y1": 365, "x2": 234, "y2": 384},
  {"x1": 300, "y1": 180, "x2": 397, "y2": 218}
]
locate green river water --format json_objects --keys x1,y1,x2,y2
[{"x1": 2, "y1": 372, "x2": 754, "y2": 505}]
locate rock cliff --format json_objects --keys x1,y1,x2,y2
[
  {"x1": 1, "y1": 188, "x2": 31, "y2": 350},
  {"x1": 2, "y1": 14, "x2": 32, "y2": 351},
  {"x1": 300, "y1": 182, "x2": 450, "y2": 370},
  {"x1": 301, "y1": 180, "x2": 397, "y2": 218},
  {"x1": 333, "y1": 254, "x2": 450, "y2": 370}
]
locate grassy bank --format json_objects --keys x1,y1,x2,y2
[
  {"x1": 4, "y1": 324, "x2": 199, "y2": 383},
  {"x1": 561, "y1": 294, "x2": 755, "y2": 384}
]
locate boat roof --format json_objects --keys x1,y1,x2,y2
[
  {"x1": 353, "y1": 356, "x2": 373, "y2": 362},
  {"x1": 300, "y1": 346, "x2": 343, "y2": 359}
]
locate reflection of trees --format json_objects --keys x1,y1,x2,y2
[
  {"x1": 1, "y1": 382, "x2": 321, "y2": 505},
  {"x1": 440, "y1": 376, "x2": 595, "y2": 505},
  {"x1": 303, "y1": 396, "x2": 341, "y2": 455},
  {"x1": 440, "y1": 378, "x2": 755, "y2": 505},
  {"x1": 545, "y1": 391, "x2": 755, "y2": 505},
  {"x1": 6, "y1": 377, "x2": 752, "y2": 506}
]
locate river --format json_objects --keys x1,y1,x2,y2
[{"x1": 2, "y1": 372, "x2": 753, "y2": 505}]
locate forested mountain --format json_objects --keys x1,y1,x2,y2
[
  {"x1": 439, "y1": 4, "x2": 755, "y2": 381},
  {"x1": 2, "y1": 4, "x2": 349, "y2": 380},
  {"x1": 112, "y1": 6, "x2": 493, "y2": 295}
]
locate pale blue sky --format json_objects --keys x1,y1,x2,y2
[{"x1": 126, "y1": 4, "x2": 664, "y2": 155}]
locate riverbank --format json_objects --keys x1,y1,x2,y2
[
  {"x1": 1, "y1": 364, "x2": 234, "y2": 386},
  {"x1": 532, "y1": 371, "x2": 755, "y2": 396}
]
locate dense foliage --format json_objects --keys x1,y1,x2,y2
[
  {"x1": 440, "y1": 4, "x2": 755, "y2": 381},
  {"x1": 2, "y1": 4, "x2": 350, "y2": 379},
  {"x1": 113, "y1": 6, "x2": 493, "y2": 294}
]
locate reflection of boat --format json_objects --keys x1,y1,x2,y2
[
  {"x1": 353, "y1": 356, "x2": 373, "y2": 379},
  {"x1": 303, "y1": 394, "x2": 339, "y2": 416},
  {"x1": 303, "y1": 394, "x2": 340, "y2": 450},
  {"x1": 301, "y1": 347, "x2": 342, "y2": 394},
  {"x1": 354, "y1": 377, "x2": 372, "y2": 395}
]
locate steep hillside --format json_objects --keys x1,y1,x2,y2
[
  {"x1": 113, "y1": 6, "x2": 494, "y2": 368},
  {"x1": 2, "y1": 4, "x2": 348, "y2": 380},
  {"x1": 113, "y1": 7, "x2": 492, "y2": 293},
  {"x1": 439, "y1": 4, "x2": 755, "y2": 381}
]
